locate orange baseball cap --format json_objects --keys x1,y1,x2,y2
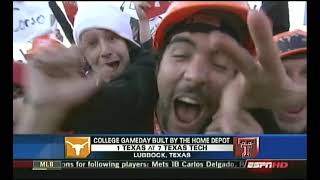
[
  {"x1": 153, "y1": 1, "x2": 255, "y2": 54},
  {"x1": 273, "y1": 29, "x2": 307, "y2": 59}
]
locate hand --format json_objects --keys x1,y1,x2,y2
[
  {"x1": 134, "y1": 1, "x2": 151, "y2": 21},
  {"x1": 15, "y1": 45, "x2": 100, "y2": 133},
  {"x1": 205, "y1": 73, "x2": 263, "y2": 134},
  {"x1": 134, "y1": 2, "x2": 152, "y2": 43},
  {"x1": 205, "y1": 110, "x2": 263, "y2": 134},
  {"x1": 207, "y1": 10, "x2": 306, "y2": 110},
  {"x1": 26, "y1": 45, "x2": 98, "y2": 107}
]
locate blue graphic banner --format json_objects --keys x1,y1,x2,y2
[{"x1": 13, "y1": 134, "x2": 306, "y2": 160}]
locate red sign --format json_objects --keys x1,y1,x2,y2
[{"x1": 147, "y1": 1, "x2": 171, "y2": 19}]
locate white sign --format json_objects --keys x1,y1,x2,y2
[{"x1": 13, "y1": 1, "x2": 57, "y2": 43}]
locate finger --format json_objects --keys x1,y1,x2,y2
[
  {"x1": 58, "y1": 45, "x2": 86, "y2": 71},
  {"x1": 140, "y1": 1, "x2": 152, "y2": 8},
  {"x1": 136, "y1": 2, "x2": 152, "y2": 12},
  {"x1": 238, "y1": 111, "x2": 264, "y2": 134},
  {"x1": 133, "y1": 1, "x2": 139, "y2": 8},
  {"x1": 31, "y1": 46, "x2": 64, "y2": 69},
  {"x1": 209, "y1": 31, "x2": 260, "y2": 79},
  {"x1": 32, "y1": 46, "x2": 84, "y2": 77},
  {"x1": 247, "y1": 10, "x2": 285, "y2": 76},
  {"x1": 205, "y1": 113, "x2": 234, "y2": 134},
  {"x1": 219, "y1": 73, "x2": 246, "y2": 114},
  {"x1": 133, "y1": 2, "x2": 145, "y2": 8},
  {"x1": 33, "y1": 45, "x2": 83, "y2": 68}
]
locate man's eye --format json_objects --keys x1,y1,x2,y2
[
  {"x1": 172, "y1": 54, "x2": 189, "y2": 58},
  {"x1": 171, "y1": 49, "x2": 191, "y2": 59}
]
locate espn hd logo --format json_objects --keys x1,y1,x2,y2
[
  {"x1": 246, "y1": 160, "x2": 289, "y2": 169},
  {"x1": 65, "y1": 137, "x2": 91, "y2": 158}
]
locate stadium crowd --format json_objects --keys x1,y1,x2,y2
[{"x1": 13, "y1": 1, "x2": 306, "y2": 134}]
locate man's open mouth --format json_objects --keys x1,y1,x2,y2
[
  {"x1": 105, "y1": 61, "x2": 120, "y2": 71},
  {"x1": 174, "y1": 96, "x2": 203, "y2": 124}
]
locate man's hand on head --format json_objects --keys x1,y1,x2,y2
[{"x1": 205, "y1": 73, "x2": 263, "y2": 134}]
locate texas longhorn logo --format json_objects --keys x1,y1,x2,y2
[
  {"x1": 65, "y1": 137, "x2": 91, "y2": 158},
  {"x1": 234, "y1": 137, "x2": 259, "y2": 158}
]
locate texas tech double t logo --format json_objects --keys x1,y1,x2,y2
[{"x1": 234, "y1": 137, "x2": 259, "y2": 158}]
